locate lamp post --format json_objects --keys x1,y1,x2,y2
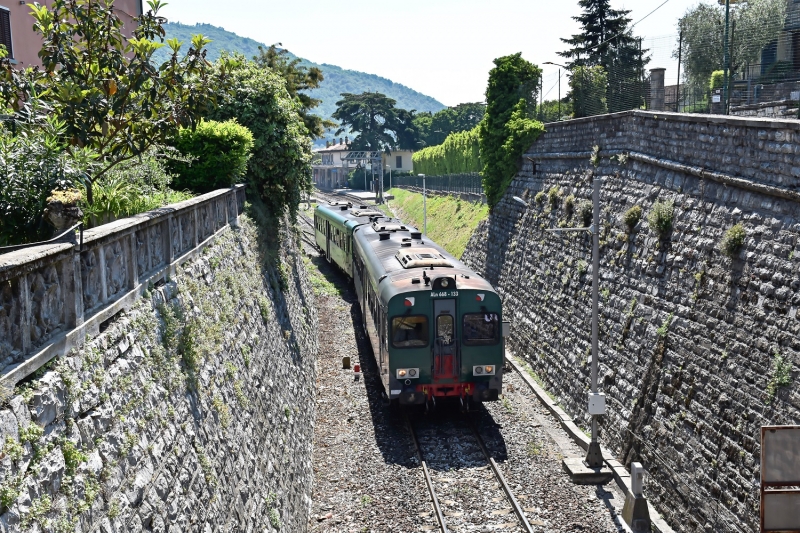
[
  {"x1": 543, "y1": 173, "x2": 605, "y2": 471},
  {"x1": 386, "y1": 164, "x2": 392, "y2": 194},
  {"x1": 544, "y1": 62, "x2": 568, "y2": 120},
  {"x1": 419, "y1": 174, "x2": 426, "y2": 235},
  {"x1": 722, "y1": 0, "x2": 731, "y2": 115}
]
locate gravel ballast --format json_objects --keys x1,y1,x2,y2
[{"x1": 302, "y1": 199, "x2": 629, "y2": 532}]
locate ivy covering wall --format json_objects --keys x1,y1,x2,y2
[{"x1": 411, "y1": 126, "x2": 481, "y2": 176}]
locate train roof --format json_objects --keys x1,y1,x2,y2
[
  {"x1": 315, "y1": 200, "x2": 496, "y2": 301},
  {"x1": 352, "y1": 214, "x2": 496, "y2": 302},
  {"x1": 315, "y1": 202, "x2": 393, "y2": 233}
]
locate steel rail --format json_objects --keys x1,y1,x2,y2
[
  {"x1": 466, "y1": 414, "x2": 535, "y2": 533},
  {"x1": 403, "y1": 411, "x2": 449, "y2": 533}
]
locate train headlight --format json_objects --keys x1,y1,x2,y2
[
  {"x1": 473, "y1": 365, "x2": 496, "y2": 376},
  {"x1": 441, "y1": 278, "x2": 449, "y2": 288},
  {"x1": 396, "y1": 368, "x2": 420, "y2": 379}
]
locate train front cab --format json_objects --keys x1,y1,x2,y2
[{"x1": 387, "y1": 277, "x2": 504, "y2": 406}]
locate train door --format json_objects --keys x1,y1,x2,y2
[
  {"x1": 325, "y1": 220, "x2": 331, "y2": 262},
  {"x1": 433, "y1": 299, "x2": 458, "y2": 382}
]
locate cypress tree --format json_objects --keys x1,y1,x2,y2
[{"x1": 558, "y1": 0, "x2": 648, "y2": 114}]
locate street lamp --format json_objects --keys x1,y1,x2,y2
[
  {"x1": 419, "y1": 174, "x2": 426, "y2": 235},
  {"x1": 386, "y1": 164, "x2": 392, "y2": 194},
  {"x1": 543, "y1": 62, "x2": 568, "y2": 120}
]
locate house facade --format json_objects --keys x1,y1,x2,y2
[
  {"x1": 0, "y1": 0, "x2": 143, "y2": 67},
  {"x1": 384, "y1": 150, "x2": 413, "y2": 174},
  {"x1": 313, "y1": 139, "x2": 352, "y2": 189},
  {"x1": 312, "y1": 139, "x2": 415, "y2": 190}
]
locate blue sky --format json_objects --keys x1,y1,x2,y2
[{"x1": 161, "y1": 0, "x2": 701, "y2": 106}]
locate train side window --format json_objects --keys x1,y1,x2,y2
[
  {"x1": 391, "y1": 315, "x2": 429, "y2": 348},
  {"x1": 462, "y1": 313, "x2": 500, "y2": 346}
]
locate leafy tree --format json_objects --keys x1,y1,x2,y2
[
  {"x1": 479, "y1": 54, "x2": 544, "y2": 208},
  {"x1": 538, "y1": 99, "x2": 573, "y2": 123},
  {"x1": 414, "y1": 103, "x2": 486, "y2": 147},
  {"x1": 393, "y1": 108, "x2": 423, "y2": 150},
  {"x1": 332, "y1": 92, "x2": 401, "y2": 151},
  {"x1": 169, "y1": 119, "x2": 254, "y2": 193},
  {"x1": 208, "y1": 56, "x2": 312, "y2": 221},
  {"x1": 559, "y1": 0, "x2": 647, "y2": 113},
  {"x1": 254, "y1": 44, "x2": 333, "y2": 138},
  {"x1": 570, "y1": 66, "x2": 608, "y2": 118},
  {"x1": 0, "y1": 0, "x2": 233, "y2": 206},
  {"x1": 675, "y1": 0, "x2": 786, "y2": 95}
]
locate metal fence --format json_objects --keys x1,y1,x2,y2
[{"x1": 392, "y1": 173, "x2": 483, "y2": 196}]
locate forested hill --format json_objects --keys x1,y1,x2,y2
[{"x1": 157, "y1": 22, "x2": 447, "y2": 120}]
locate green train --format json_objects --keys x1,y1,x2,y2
[{"x1": 314, "y1": 201, "x2": 507, "y2": 407}]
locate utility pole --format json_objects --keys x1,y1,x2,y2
[
  {"x1": 419, "y1": 174, "x2": 426, "y2": 235},
  {"x1": 676, "y1": 28, "x2": 683, "y2": 113},
  {"x1": 558, "y1": 69, "x2": 561, "y2": 119},
  {"x1": 722, "y1": 0, "x2": 731, "y2": 115},
  {"x1": 586, "y1": 172, "x2": 603, "y2": 468},
  {"x1": 543, "y1": 172, "x2": 610, "y2": 481}
]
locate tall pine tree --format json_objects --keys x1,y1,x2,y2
[{"x1": 558, "y1": 0, "x2": 648, "y2": 114}]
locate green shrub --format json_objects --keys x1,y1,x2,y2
[
  {"x1": 62, "y1": 439, "x2": 87, "y2": 476},
  {"x1": 534, "y1": 191, "x2": 546, "y2": 204},
  {"x1": 720, "y1": 223, "x2": 746, "y2": 257},
  {"x1": 412, "y1": 126, "x2": 481, "y2": 176},
  {"x1": 709, "y1": 70, "x2": 724, "y2": 90},
  {"x1": 577, "y1": 200, "x2": 593, "y2": 227},
  {"x1": 170, "y1": 119, "x2": 254, "y2": 193},
  {"x1": 647, "y1": 199, "x2": 674, "y2": 237},
  {"x1": 766, "y1": 351, "x2": 792, "y2": 402},
  {"x1": 547, "y1": 186, "x2": 561, "y2": 209},
  {"x1": 564, "y1": 194, "x2": 575, "y2": 216},
  {"x1": 80, "y1": 147, "x2": 194, "y2": 226},
  {"x1": 0, "y1": 101, "x2": 93, "y2": 246},
  {"x1": 623, "y1": 205, "x2": 643, "y2": 230}
]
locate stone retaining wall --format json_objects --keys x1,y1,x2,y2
[
  {"x1": 463, "y1": 110, "x2": 799, "y2": 532},
  {"x1": 730, "y1": 99, "x2": 799, "y2": 120},
  {"x1": 0, "y1": 212, "x2": 318, "y2": 531},
  {"x1": 0, "y1": 186, "x2": 246, "y2": 393}
]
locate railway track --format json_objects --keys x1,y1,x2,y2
[{"x1": 405, "y1": 409, "x2": 536, "y2": 533}]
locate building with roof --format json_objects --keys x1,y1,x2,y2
[
  {"x1": 1, "y1": 1, "x2": 143, "y2": 68},
  {"x1": 313, "y1": 137, "x2": 415, "y2": 190}
]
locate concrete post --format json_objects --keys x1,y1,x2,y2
[
  {"x1": 650, "y1": 68, "x2": 666, "y2": 111},
  {"x1": 622, "y1": 462, "x2": 651, "y2": 532}
]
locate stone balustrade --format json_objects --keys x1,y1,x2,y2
[{"x1": 0, "y1": 185, "x2": 245, "y2": 392}]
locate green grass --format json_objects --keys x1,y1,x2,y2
[
  {"x1": 385, "y1": 188, "x2": 488, "y2": 259},
  {"x1": 302, "y1": 256, "x2": 343, "y2": 297}
]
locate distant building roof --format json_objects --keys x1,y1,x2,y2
[{"x1": 314, "y1": 141, "x2": 351, "y2": 153}]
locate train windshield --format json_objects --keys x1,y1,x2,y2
[
  {"x1": 463, "y1": 313, "x2": 500, "y2": 345},
  {"x1": 392, "y1": 316, "x2": 429, "y2": 348}
]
